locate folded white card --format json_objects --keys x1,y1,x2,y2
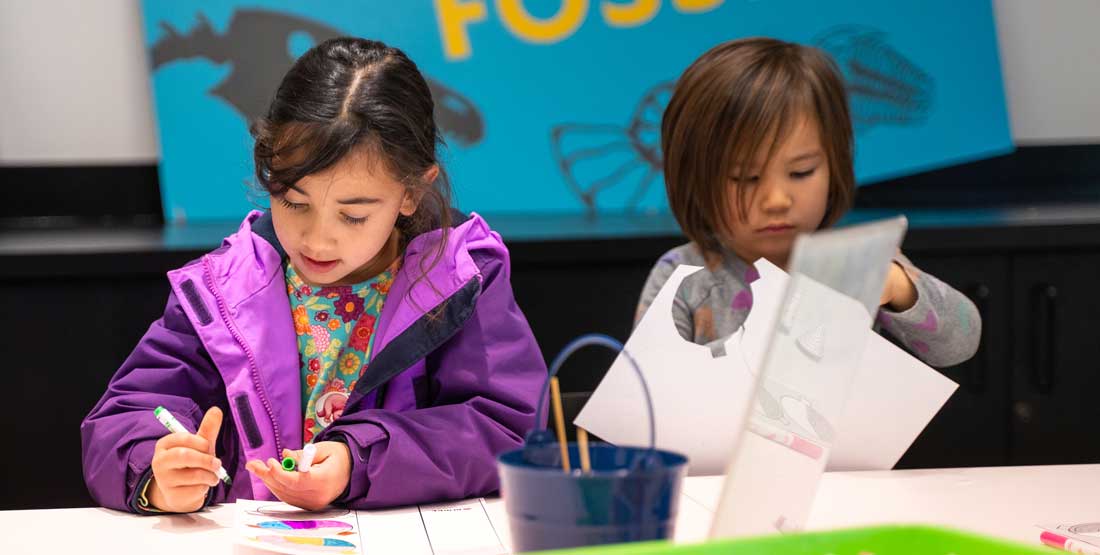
[{"x1": 575, "y1": 259, "x2": 957, "y2": 475}]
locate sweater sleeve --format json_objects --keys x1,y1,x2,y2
[{"x1": 876, "y1": 254, "x2": 982, "y2": 368}]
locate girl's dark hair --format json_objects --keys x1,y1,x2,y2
[
  {"x1": 252, "y1": 37, "x2": 453, "y2": 300},
  {"x1": 663, "y1": 37, "x2": 855, "y2": 256}
]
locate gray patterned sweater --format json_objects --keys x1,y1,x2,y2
[{"x1": 636, "y1": 243, "x2": 981, "y2": 368}]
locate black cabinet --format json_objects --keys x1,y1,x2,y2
[
  {"x1": 0, "y1": 266, "x2": 188, "y2": 510},
  {"x1": 4, "y1": 209, "x2": 1100, "y2": 510},
  {"x1": 1010, "y1": 252, "x2": 1100, "y2": 465},
  {"x1": 896, "y1": 253, "x2": 1012, "y2": 468},
  {"x1": 898, "y1": 244, "x2": 1100, "y2": 468}
]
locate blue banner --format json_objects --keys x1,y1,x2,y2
[{"x1": 142, "y1": 0, "x2": 1011, "y2": 222}]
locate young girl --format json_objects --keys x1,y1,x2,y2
[
  {"x1": 638, "y1": 37, "x2": 980, "y2": 368},
  {"x1": 81, "y1": 38, "x2": 546, "y2": 514}
]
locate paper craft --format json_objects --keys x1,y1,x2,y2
[
  {"x1": 235, "y1": 498, "x2": 506, "y2": 555},
  {"x1": 236, "y1": 500, "x2": 362, "y2": 555},
  {"x1": 575, "y1": 259, "x2": 957, "y2": 475},
  {"x1": 709, "y1": 217, "x2": 910, "y2": 539},
  {"x1": 710, "y1": 269, "x2": 873, "y2": 538},
  {"x1": 573, "y1": 262, "x2": 776, "y2": 475}
]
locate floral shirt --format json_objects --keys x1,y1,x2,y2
[{"x1": 286, "y1": 259, "x2": 399, "y2": 442}]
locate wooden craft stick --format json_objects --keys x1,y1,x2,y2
[
  {"x1": 549, "y1": 377, "x2": 571, "y2": 472},
  {"x1": 577, "y1": 426, "x2": 591, "y2": 473}
]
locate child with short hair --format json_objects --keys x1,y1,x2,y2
[{"x1": 639, "y1": 37, "x2": 980, "y2": 367}]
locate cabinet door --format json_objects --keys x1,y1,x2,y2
[
  {"x1": 1, "y1": 275, "x2": 176, "y2": 509},
  {"x1": 509, "y1": 237, "x2": 684, "y2": 394},
  {"x1": 894, "y1": 253, "x2": 1011, "y2": 468},
  {"x1": 1010, "y1": 252, "x2": 1100, "y2": 465}
]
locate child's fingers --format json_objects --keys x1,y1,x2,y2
[
  {"x1": 156, "y1": 432, "x2": 211, "y2": 454},
  {"x1": 158, "y1": 447, "x2": 221, "y2": 472},
  {"x1": 162, "y1": 484, "x2": 210, "y2": 504},
  {"x1": 245, "y1": 459, "x2": 269, "y2": 476},
  {"x1": 310, "y1": 441, "x2": 346, "y2": 464},
  {"x1": 158, "y1": 468, "x2": 219, "y2": 488},
  {"x1": 196, "y1": 407, "x2": 223, "y2": 454},
  {"x1": 256, "y1": 474, "x2": 296, "y2": 506},
  {"x1": 282, "y1": 448, "x2": 302, "y2": 460},
  {"x1": 265, "y1": 458, "x2": 302, "y2": 490},
  {"x1": 252, "y1": 466, "x2": 327, "y2": 511},
  {"x1": 254, "y1": 465, "x2": 302, "y2": 502}
]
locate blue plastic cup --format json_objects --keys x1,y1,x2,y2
[
  {"x1": 498, "y1": 334, "x2": 689, "y2": 553},
  {"x1": 499, "y1": 442, "x2": 687, "y2": 552}
]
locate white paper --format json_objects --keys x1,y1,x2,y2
[
  {"x1": 358, "y1": 504, "x2": 434, "y2": 555},
  {"x1": 708, "y1": 218, "x2": 916, "y2": 540},
  {"x1": 829, "y1": 332, "x2": 959, "y2": 470},
  {"x1": 234, "y1": 498, "x2": 505, "y2": 555},
  {"x1": 1038, "y1": 522, "x2": 1100, "y2": 546},
  {"x1": 710, "y1": 273, "x2": 872, "y2": 538},
  {"x1": 576, "y1": 257, "x2": 955, "y2": 475},
  {"x1": 574, "y1": 262, "x2": 783, "y2": 475},
  {"x1": 419, "y1": 498, "x2": 508, "y2": 555},
  {"x1": 234, "y1": 500, "x2": 365, "y2": 555}
]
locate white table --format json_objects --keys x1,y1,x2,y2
[{"x1": 2, "y1": 464, "x2": 1096, "y2": 554}]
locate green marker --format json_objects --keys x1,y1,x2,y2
[
  {"x1": 281, "y1": 456, "x2": 297, "y2": 472},
  {"x1": 154, "y1": 406, "x2": 233, "y2": 486}
]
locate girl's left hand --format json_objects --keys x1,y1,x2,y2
[
  {"x1": 245, "y1": 441, "x2": 351, "y2": 511},
  {"x1": 879, "y1": 262, "x2": 918, "y2": 312}
]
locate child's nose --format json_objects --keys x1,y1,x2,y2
[
  {"x1": 302, "y1": 216, "x2": 337, "y2": 249},
  {"x1": 759, "y1": 180, "x2": 793, "y2": 212}
]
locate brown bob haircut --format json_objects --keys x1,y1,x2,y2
[{"x1": 662, "y1": 37, "x2": 855, "y2": 255}]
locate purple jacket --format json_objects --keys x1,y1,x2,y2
[{"x1": 81, "y1": 210, "x2": 547, "y2": 512}]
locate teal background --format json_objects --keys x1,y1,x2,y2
[{"x1": 142, "y1": 1, "x2": 1011, "y2": 222}]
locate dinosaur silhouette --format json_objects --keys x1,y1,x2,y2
[
  {"x1": 814, "y1": 25, "x2": 935, "y2": 133},
  {"x1": 550, "y1": 82, "x2": 673, "y2": 213},
  {"x1": 151, "y1": 9, "x2": 484, "y2": 146}
]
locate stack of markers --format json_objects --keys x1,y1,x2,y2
[
  {"x1": 1039, "y1": 523, "x2": 1100, "y2": 554},
  {"x1": 280, "y1": 443, "x2": 317, "y2": 473}
]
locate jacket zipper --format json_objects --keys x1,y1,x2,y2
[{"x1": 201, "y1": 256, "x2": 283, "y2": 457}]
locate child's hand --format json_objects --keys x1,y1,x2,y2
[
  {"x1": 245, "y1": 441, "x2": 351, "y2": 511},
  {"x1": 148, "y1": 407, "x2": 224, "y2": 513},
  {"x1": 880, "y1": 262, "x2": 918, "y2": 312}
]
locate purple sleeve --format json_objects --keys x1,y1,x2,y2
[
  {"x1": 80, "y1": 292, "x2": 228, "y2": 513},
  {"x1": 320, "y1": 252, "x2": 548, "y2": 509}
]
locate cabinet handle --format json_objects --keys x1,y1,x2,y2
[
  {"x1": 1032, "y1": 284, "x2": 1058, "y2": 394},
  {"x1": 968, "y1": 283, "x2": 991, "y2": 393}
]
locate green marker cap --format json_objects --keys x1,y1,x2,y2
[{"x1": 281, "y1": 456, "x2": 297, "y2": 472}]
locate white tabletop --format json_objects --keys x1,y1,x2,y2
[{"x1": 2, "y1": 464, "x2": 1095, "y2": 554}]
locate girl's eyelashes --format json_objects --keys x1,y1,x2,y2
[
  {"x1": 278, "y1": 197, "x2": 366, "y2": 225},
  {"x1": 279, "y1": 197, "x2": 307, "y2": 211},
  {"x1": 728, "y1": 167, "x2": 818, "y2": 182},
  {"x1": 790, "y1": 167, "x2": 818, "y2": 179}
]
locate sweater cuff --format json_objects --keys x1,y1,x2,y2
[{"x1": 879, "y1": 258, "x2": 925, "y2": 320}]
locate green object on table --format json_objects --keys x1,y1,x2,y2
[
  {"x1": 528, "y1": 525, "x2": 1054, "y2": 554},
  {"x1": 281, "y1": 456, "x2": 296, "y2": 472}
]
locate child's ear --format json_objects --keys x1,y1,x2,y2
[
  {"x1": 400, "y1": 165, "x2": 438, "y2": 216},
  {"x1": 421, "y1": 165, "x2": 439, "y2": 186},
  {"x1": 399, "y1": 190, "x2": 419, "y2": 216}
]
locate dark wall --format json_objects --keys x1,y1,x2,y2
[
  {"x1": 5, "y1": 144, "x2": 1100, "y2": 510},
  {"x1": 5, "y1": 210, "x2": 1100, "y2": 510}
]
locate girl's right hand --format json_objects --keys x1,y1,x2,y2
[{"x1": 147, "y1": 407, "x2": 224, "y2": 513}]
